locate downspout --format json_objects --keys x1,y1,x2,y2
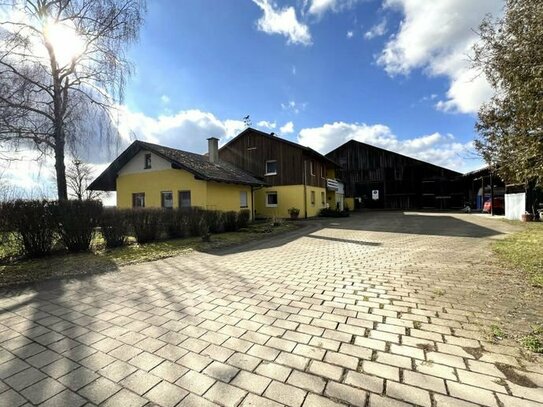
[{"x1": 303, "y1": 160, "x2": 308, "y2": 219}]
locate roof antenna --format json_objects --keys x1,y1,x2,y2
[{"x1": 243, "y1": 115, "x2": 251, "y2": 128}]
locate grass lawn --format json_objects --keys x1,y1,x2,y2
[
  {"x1": 494, "y1": 221, "x2": 543, "y2": 287},
  {"x1": 0, "y1": 222, "x2": 297, "y2": 287}
]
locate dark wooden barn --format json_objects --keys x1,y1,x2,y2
[{"x1": 326, "y1": 140, "x2": 464, "y2": 210}]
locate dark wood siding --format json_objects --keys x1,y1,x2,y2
[
  {"x1": 327, "y1": 140, "x2": 463, "y2": 209},
  {"x1": 219, "y1": 130, "x2": 327, "y2": 188}
]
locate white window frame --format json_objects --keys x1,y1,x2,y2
[
  {"x1": 266, "y1": 191, "x2": 278, "y2": 207},
  {"x1": 132, "y1": 193, "x2": 145, "y2": 208},
  {"x1": 310, "y1": 160, "x2": 315, "y2": 176},
  {"x1": 265, "y1": 160, "x2": 278, "y2": 176},
  {"x1": 144, "y1": 153, "x2": 152, "y2": 169},
  {"x1": 240, "y1": 191, "x2": 248, "y2": 208},
  {"x1": 161, "y1": 191, "x2": 173, "y2": 209}
]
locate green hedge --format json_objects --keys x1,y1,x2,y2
[{"x1": 0, "y1": 200, "x2": 253, "y2": 255}]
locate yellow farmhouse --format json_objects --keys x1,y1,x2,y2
[{"x1": 88, "y1": 138, "x2": 265, "y2": 216}]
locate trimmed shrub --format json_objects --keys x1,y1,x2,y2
[
  {"x1": 55, "y1": 200, "x2": 103, "y2": 252},
  {"x1": 223, "y1": 211, "x2": 238, "y2": 232},
  {"x1": 237, "y1": 210, "x2": 251, "y2": 229},
  {"x1": 0, "y1": 200, "x2": 57, "y2": 257},
  {"x1": 184, "y1": 207, "x2": 204, "y2": 237},
  {"x1": 100, "y1": 208, "x2": 129, "y2": 248},
  {"x1": 163, "y1": 209, "x2": 190, "y2": 239},
  {"x1": 203, "y1": 210, "x2": 224, "y2": 233},
  {"x1": 129, "y1": 208, "x2": 163, "y2": 244}
]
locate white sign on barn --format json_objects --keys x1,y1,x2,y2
[{"x1": 505, "y1": 193, "x2": 526, "y2": 220}]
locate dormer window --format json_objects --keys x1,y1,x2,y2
[
  {"x1": 144, "y1": 153, "x2": 152, "y2": 169},
  {"x1": 265, "y1": 160, "x2": 277, "y2": 176}
]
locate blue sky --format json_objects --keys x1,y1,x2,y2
[
  {"x1": 3, "y1": 0, "x2": 505, "y2": 196},
  {"x1": 114, "y1": 0, "x2": 504, "y2": 173}
]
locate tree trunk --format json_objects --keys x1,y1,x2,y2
[{"x1": 54, "y1": 134, "x2": 68, "y2": 200}]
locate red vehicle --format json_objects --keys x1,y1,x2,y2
[{"x1": 483, "y1": 197, "x2": 504, "y2": 214}]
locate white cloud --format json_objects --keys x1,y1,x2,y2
[
  {"x1": 257, "y1": 120, "x2": 277, "y2": 130},
  {"x1": 297, "y1": 121, "x2": 478, "y2": 172},
  {"x1": 364, "y1": 18, "x2": 387, "y2": 40},
  {"x1": 346, "y1": 30, "x2": 354, "y2": 39},
  {"x1": 280, "y1": 121, "x2": 294, "y2": 134},
  {"x1": 281, "y1": 100, "x2": 307, "y2": 114},
  {"x1": 116, "y1": 108, "x2": 246, "y2": 156},
  {"x1": 160, "y1": 94, "x2": 170, "y2": 105},
  {"x1": 378, "y1": 0, "x2": 502, "y2": 114},
  {"x1": 252, "y1": 0, "x2": 312, "y2": 45},
  {"x1": 307, "y1": 0, "x2": 360, "y2": 16}
]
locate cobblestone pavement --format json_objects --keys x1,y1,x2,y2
[{"x1": 1, "y1": 212, "x2": 542, "y2": 407}]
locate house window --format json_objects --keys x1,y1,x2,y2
[
  {"x1": 161, "y1": 191, "x2": 173, "y2": 209},
  {"x1": 310, "y1": 191, "x2": 316, "y2": 206},
  {"x1": 266, "y1": 191, "x2": 278, "y2": 207},
  {"x1": 240, "y1": 191, "x2": 248, "y2": 208},
  {"x1": 179, "y1": 191, "x2": 191, "y2": 208},
  {"x1": 144, "y1": 153, "x2": 152, "y2": 169},
  {"x1": 310, "y1": 160, "x2": 315, "y2": 176},
  {"x1": 321, "y1": 191, "x2": 325, "y2": 206},
  {"x1": 265, "y1": 160, "x2": 277, "y2": 176},
  {"x1": 132, "y1": 193, "x2": 145, "y2": 208}
]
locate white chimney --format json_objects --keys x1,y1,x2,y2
[{"x1": 207, "y1": 137, "x2": 219, "y2": 163}]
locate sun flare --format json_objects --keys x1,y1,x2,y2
[{"x1": 43, "y1": 21, "x2": 85, "y2": 67}]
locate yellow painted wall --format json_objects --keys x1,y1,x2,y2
[
  {"x1": 116, "y1": 169, "x2": 252, "y2": 215},
  {"x1": 117, "y1": 169, "x2": 207, "y2": 208},
  {"x1": 206, "y1": 182, "x2": 252, "y2": 213},
  {"x1": 254, "y1": 185, "x2": 326, "y2": 218},
  {"x1": 326, "y1": 168, "x2": 336, "y2": 179}
]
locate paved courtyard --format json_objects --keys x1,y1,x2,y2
[{"x1": 1, "y1": 212, "x2": 542, "y2": 407}]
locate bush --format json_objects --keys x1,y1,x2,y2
[
  {"x1": 163, "y1": 209, "x2": 188, "y2": 239},
  {"x1": 237, "y1": 210, "x2": 251, "y2": 229},
  {"x1": 55, "y1": 200, "x2": 103, "y2": 252},
  {"x1": 0, "y1": 200, "x2": 57, "y2": 257},
  {"x1": 223, "y1": 211, "x2": 238, "y2": 232},
  {"x1": 129, "y1": 208, "x2": 163, "y2": 243},
  {"x1": 100, "y1": 208, "x2": 129, "y2": 248},
  {"x1": 184, "y1": 207, "x2": 205, "y2": 237},
  {"x1": 204, "y1": 210, "x2": 225, "y2": 233}
]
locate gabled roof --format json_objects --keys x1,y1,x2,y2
[
  {"x1": 222, "y1": 127, "x2": 340, "y2": 168},
  {"x1": 326, "y1": 139, "x2": 462, "y2": 176},
  {"x1": 88, "y1": 140, "x2": 266, "y2": 191}
]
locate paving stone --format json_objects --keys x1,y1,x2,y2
[
  {"x1": 308, "y1": 360, "x2": 343, "y2": 381},
  {"x1": 386, "y1": 381, "x2": 431, "y2": 407},
  {"x1": 205, "y1": 381, "x2": 247, "y2": 407},
  {"x1": 99, "y1": 360, "x2": 138, "y2": 382},
  {"x1": 176, "y1": 370, "x2": 216, "y2": 395},
  {"x1": 0, "y1": 388, "x2": 28, "y2": 407},
  {"x1": 144, "y1": 380, "x2": 188, "y2": 407},
  {"x1": 20, "y1": 377, "x2": 65, "y2": 404},
  {"x1": 102, "y1": 388, "x2": 148, "y2": 407},
  {"x1": 362, "y1": 360, "x2": 400, "y2": 381},
  {"x1": 149, "y1": 360, "x2": 188, "y2": 383},
  {"x1": 203, "y1": 361, "x2": 240, "y2": 382},
  {"x1": 255, "y1": 361, "x2": 292, "y2": 381},
  {"x1": 232, "y1": 370, "x2": 272, "y2": 394},
  {"x1": 368, "y1": 394, "x2": 412, "y2": 407},
  {"x1": 303, "y1": 393, "x2": 346, "y2": 407},
  {"x1": 325, "y1": 381, "x2": 367, "y2": 407},
  {"x1": 447, "y1": 381, "x2": 499, "y2": 407},
  {"x1": 227, "y1": 352, "x2": 262, "y2": 371},
  {"x1": 5, "y1": 367, "x2": 47, "y2": 391},
  {"x1": 344, "y1": 370, "x2": 384, "y2": 393},
  {"x1": 287, "y1": 370, "x2": 326, "y2": 393},
  {"x1": 264, "y1": 380, "x2": 307, "y2": 407},
  {"x1": 39, "y1": 389, "x2": 86, "y2": 407},
  {"x1": 58, "y1": 366, "x2": 99, "y2": 391},
  {"x1": 78, "y1": 377, "x2": 121, "y2": 404},
  {"x1": 120, "y1": 369, "x2": 161, "y2": 395},
  {"x1": 403, "y1": 370, "x2": 446, "y2": 393}
]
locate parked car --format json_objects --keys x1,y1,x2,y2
[{"x1": 483, "y1": 197, "x2": 504, "y2": 214}]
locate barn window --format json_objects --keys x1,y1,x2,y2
[{"x1": 265, "y1": 160, "x2": 277, "y2": 175}]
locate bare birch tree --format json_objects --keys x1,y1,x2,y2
[{"x1": 0, "y1": 0, "x2": 146, "y2": 199}]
